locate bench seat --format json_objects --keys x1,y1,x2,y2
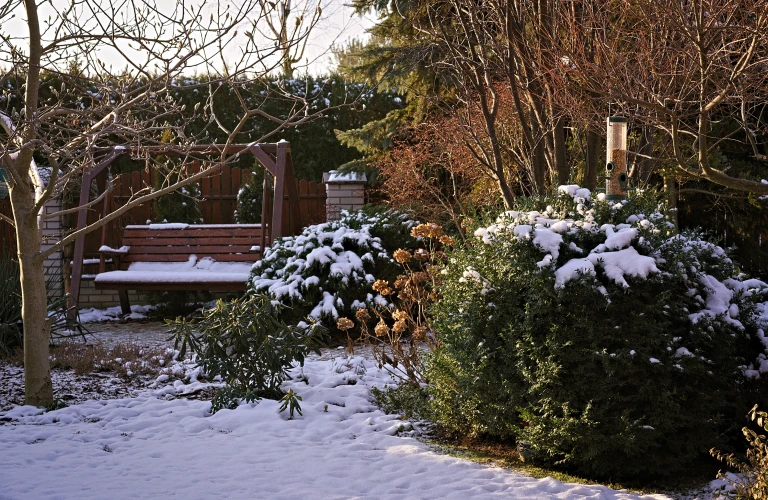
[
  {"x1": 93, "y1": 224, "x2": 266, "y2": 313},
  {"x1": 94, "y1": 257, "x2": 253, "y2": 286}
]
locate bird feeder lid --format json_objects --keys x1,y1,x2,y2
[{"x1": 608, "y1": 116, "x2": 628, "y2": 123}]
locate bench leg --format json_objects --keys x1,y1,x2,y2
[{"x1": 118, "y1": 290, "x2": 131, "y2": 315}]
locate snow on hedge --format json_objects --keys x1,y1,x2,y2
[
  {"x1": 250, "y1": 209, "x2": 416, "y2": 321},
  {"x1": 472, "y1": 185, "x2": 768, "y2": 377}
]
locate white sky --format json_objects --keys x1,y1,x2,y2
[
  {"x1": 0, "y1": 0, "x2": 377, "y2": 76},
  {"x1": 302, "y1": 1, "x2": 377, "y2": 74}
]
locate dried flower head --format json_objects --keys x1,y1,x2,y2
[
  {"x1": 411, "y1": 271, "x2": 428, "y2": 284},
  {"x1": 414, "y1": 248, "x2": 429, "y2": 261},
  {"x1": 336, "y1": 317, "x2": 354, "y2": 331},
  {"x1": 392, "y1": 320, "x2": 407, "y2": 333},
  {"x1": 374, "y1": 320, "x2": 390, "y2": 337},
  {"x1": 439, "y1": 235, "x2": 455, "y2": 246},
  {"x1": 355, "y1": 308, "x2": 371, "y2": 321},
  {"x1": 393, "y1": 248, "x2": 412, "y2": 264},
  {"x1": 410, "y1": 223, "x2": 444, "y2": 239},
  {"x1": 372, "y1": 279, "x2": 389, "y2": 293},
  {"x1": 413, "y1": 326, "x2": 428, "y2": 341},
  {"x1": 380, "y1": 287, "x2": 394, "y2": 296},
  {"x1": 393, "y1": 309, "x2": 409, "y2": 321},
  {"x1": 394, "y1": 275, "x2": 408, "y2": 289}
]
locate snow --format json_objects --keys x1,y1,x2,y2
[
  {"x1": 532, "y1": 227, "x2": 564, "y2": 265},
  {"x1": 77, "y1": 304, "x2": 156, "y2": 322},
  {"x1": 95, "y1": 256, "x2": 253, "y2": 284},
  {"x1": 587, "y1": 247, "x2": 659, "y2": 288},
  {"x1": 602, "y1": 226, "x2": 638, "y2": 251},
  {"x1": 690, "y1": 274, "x2": 743, "y2": 328},
  {"x1": 124, "y1": 224, "x2": 262, "y2": 229},
  {"x1": 98, "y1": 245, "x2": 130, "y2": 254},
  {"x1": 0, "y1": 349, "x2": 670, "y2": 500},
  {"x1": 323, "y1": 170, "x2": 367, "y2": 183},
  {"x1": 555, "y1": 258, "x2": 595, "y2": 288}
]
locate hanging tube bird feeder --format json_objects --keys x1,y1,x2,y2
[{"x1": 605, "y1": 116, "x2": 630, "y2": 200}]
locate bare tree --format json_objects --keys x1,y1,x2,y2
[
  {"x1": 256, "y1": 0, "x2": 322, "y2": 78},
  {"x1": 553, "y1": 0, "x2": 768, "y2": 195},
  {"x1": 0, "y1": 0, "x2": 327, "y2": 406}
]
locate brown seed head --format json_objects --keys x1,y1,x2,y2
[
  {"x1": 355, "y1": 308, "x2": 371, "y2": 321},
  {"x1": 393, "y1": 248, "x2": 412, "y2": 264},
  {"x1": 336, "y1": 317, "x2": 354, "y2": 331},
  {"x1": 411, "y1": 271, "x2": 428, "y2": 284},
  {"x1": 393, "y1": 309, "x2": 409, "y2": 321},
  {"x1": 392, "y1": 320, "x2": 407, "y2": 334},
  {"x1": 374, "y1": 321, "x2": 390, "y2": 337}
]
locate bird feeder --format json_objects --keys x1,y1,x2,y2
[
  {"x1": 605, "y1": 116, "x2": 629, "y2": 200},
  {"x1": 0, "y1": 168, "x2": 9, "y2": 199}
]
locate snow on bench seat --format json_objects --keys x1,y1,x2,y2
[
  {"x1": 94, "y1": 256, "x2": 253, "y2": 284},
  {"x1": 92, "y1": 223, "x2": 267, "y2": 314}
]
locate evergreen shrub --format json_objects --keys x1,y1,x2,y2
[
  {"x1": 169, "y1": 294, "x2": 326, "y2": 413},
  {"x1": 235, "y1": 170, "x2": 264, "y2": 224},
  {"x1": 427, "y1": 186, "x2": 768, "y2": 480},
  {"x1": 249, "y1": 206, "x2": 418, "y2": 328}
]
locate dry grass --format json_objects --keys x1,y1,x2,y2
[{"x1": 3, "y1": 341, "x2": 175, "y2": 378}]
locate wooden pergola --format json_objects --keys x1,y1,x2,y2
[{"x1": 69, "y1": 142, "x2": 303, "y2": 309}]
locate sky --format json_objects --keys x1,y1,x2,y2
[
  {"x1": 0, "y1": 0, "x2": 377, "y2": 77},
  {"x1": 302, "y1": 0, "x2": 377, "y2": 74}
]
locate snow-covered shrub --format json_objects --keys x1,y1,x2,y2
[
  {"x1": 249, "y1": 207, "x2": 418, "y2": 327},
  {"x1": 169, "y1": 294, "x2": 327, "y2": 412},
  {"x1": 427, "y1": 186, "x2": 768, "y2": 480}
]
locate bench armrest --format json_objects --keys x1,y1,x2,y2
[{"x1": 98, "y1": 246, "x2": 130, "y2": 271}]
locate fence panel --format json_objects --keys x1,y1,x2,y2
[
  {"x1": 27, "y1": 165, "x2": 327, "y2": 261},
  {"x1": 0, "y1": 199, "x2": 15, "y2": 255}
]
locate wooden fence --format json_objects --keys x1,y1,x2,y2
[
  {"x1": 0, "y1": 164, "x2": 326, "y2": 259},
  {"x1": 0, "y1": 199, "x2": 15, "y2": 255},
  {"x1": 91, "y1": 164, "x2": 325, "y2": 258}
]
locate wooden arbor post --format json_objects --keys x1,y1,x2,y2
[{"x1": 68, "y1": 142, "x2": 303, "y2": 311}]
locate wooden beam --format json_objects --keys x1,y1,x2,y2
[
  {"x1": 271, "y1": 146, "x2": 286, "y2": 240},
  {"x1": 251, "y1": 145, "x2": 278, "y2": 176},
  {"x1": 282, "y1": 147, "x2": 304, "y2": 234},
  {"x1": 260, "y1": 170, "x2": 272, "y2": 256}
]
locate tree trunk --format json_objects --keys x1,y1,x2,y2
[
  {"x1": 16, "y1": 0, "x2": 51, "y2": 406},
  {"x1": 553, "y1": 116, "x2": 568, "y2": 185},
  {"x1": 584, "y1": 129, "x2": 600, "y2": 191},
  {"x1": 637, "y1": 126, "x2": 656, "y2": 186},
  {"x1": 532, "y1": 141, "x2": 548, "y2": 194},
  {"x1": 12, "y1": 189, "x2": 52, "y2": 406}
]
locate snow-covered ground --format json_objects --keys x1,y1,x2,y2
[{"x1": 0, "y1": 346, "x2": 677, "y2": 500}]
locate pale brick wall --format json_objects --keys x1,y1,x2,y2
[
  {"x1": 41, "y1": 198, "x2": 64, "y2": 299},
  {"x1": 78, "y1": 280, "x2": 143, "y2": 309},
  {"x1": 322, "y1": 171, "x2": 367, "y2": 221}
]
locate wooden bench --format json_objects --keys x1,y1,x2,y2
[{"x1": 94, "y1": 224, "x2": 268, "y2": 314}]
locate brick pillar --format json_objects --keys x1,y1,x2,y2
[
  {"x1": 42, "y1": 198, "x2": 64, "y2": 299},
  {"x1": 322, "y1": 170, "x2": 367, "y2": 221}
]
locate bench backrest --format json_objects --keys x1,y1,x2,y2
[{"x1": 117, "y1": 224, "x2": 268, "y2": 269}]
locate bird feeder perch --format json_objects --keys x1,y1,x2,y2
[{"x1": 605, "y1": 116, "x2": 630, "y2": 200}]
